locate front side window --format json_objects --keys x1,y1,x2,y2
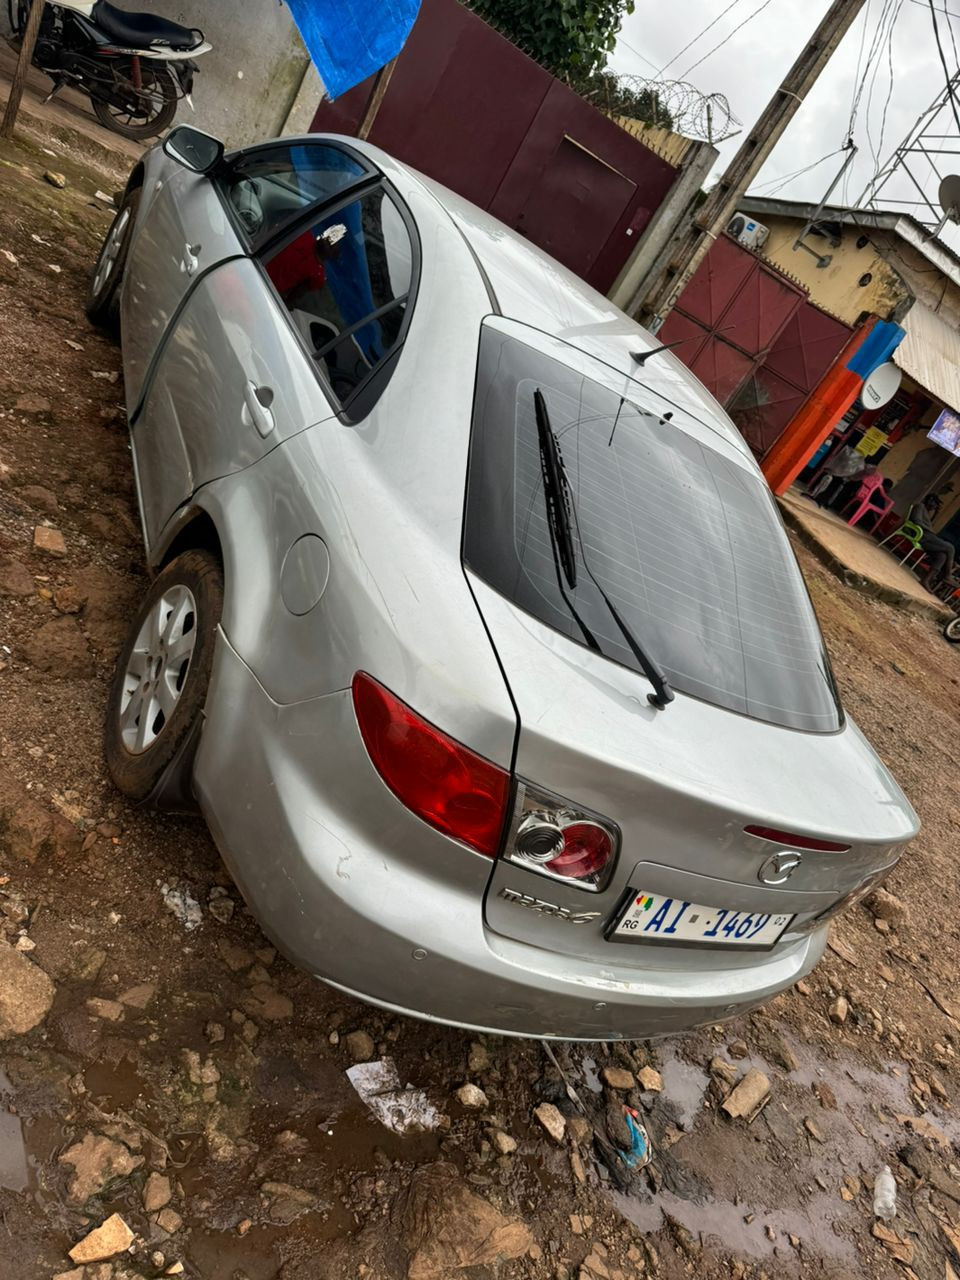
[
  {"x1": 464, "y1": 328, "x2": 843, "y2": 733},
  {"x1": 218, "y1": 142, "x2": 370, "y2": 249},
  {"x1": 263, "y1": 186, "x2": 414, "y2": 405}
]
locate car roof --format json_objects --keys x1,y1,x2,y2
[{"x1": 335, "y1": 135, "x2": 758, "y2": 470}]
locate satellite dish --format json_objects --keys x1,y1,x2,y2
[
  {"x1": 861, "y1": 361, "x2": 902, "y2": 411},
  {"x1": 939, "y1": 174, "x2": 960, "y2": 225}
]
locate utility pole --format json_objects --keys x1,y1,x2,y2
[
  {"x1": 1, "y1": 0, "x2": 45, "y2": 140},
  {"x1": 639, "y1": 0, "x2": 869, "y2": 329}
]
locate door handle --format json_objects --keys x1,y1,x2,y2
[
  {"x1": 242, "y1": 381, "x2": 275, "y2": 437},
  {"x1": 180, "y1": 242, "x2": 201, "y2": 276}
]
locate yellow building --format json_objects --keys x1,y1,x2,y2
[{"x1": 738, "y1": 197, "x2": 960, "y2": 535}]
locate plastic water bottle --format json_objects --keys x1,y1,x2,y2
[{"x1": 874, "y1": 1165, "x2": 897, "y2": 1221}]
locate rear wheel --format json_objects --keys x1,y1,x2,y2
[
  {"x1": 945, "y1": 617, "x2": 960, "y2": 644},
  {"x1": 86, "y1": 187, "x2": 140, "y2": 330},
  {"x1": 92, "y1": 64, "x2": 178, "y2": 140},
  {"x1": 105, "y1": 550, "x2": 223, "y2": 803}
]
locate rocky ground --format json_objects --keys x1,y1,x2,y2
[{"x1": 2, "y1": 126, "x2": 960, "y2": 1280}]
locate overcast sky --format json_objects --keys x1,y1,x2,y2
[{"x1": 609, "y1": 0, "x2": 959, "y2": 233}]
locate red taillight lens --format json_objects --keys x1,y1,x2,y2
[
  {"x1": 545, "y1": 822, "x2": 614, "y2": 880},
  {"x1": 352, "y1": 672, "x2": 510, "y2": 856},
  {"x1": 744, "y1": 825, "x2": 851, "y2": 853}
]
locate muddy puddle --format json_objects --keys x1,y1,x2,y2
[
  {"x1": 575, "y1": 1030, "x2": 960, "y2": 1265},
  {"x1": 0, "y1": 1071, "x2": 30, "y2": 1193}
]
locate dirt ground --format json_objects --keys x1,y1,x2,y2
[{"x1": 2, "y1": 127, "x2": 960, "y2": 1280}]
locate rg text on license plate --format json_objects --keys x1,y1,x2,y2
[{"x1": 609, "y1": 890, "x2": 794, "y2": 948}]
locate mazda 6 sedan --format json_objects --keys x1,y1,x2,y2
[{"x1": 87, "y1": 125, "x2": 919, "y2": 1040}]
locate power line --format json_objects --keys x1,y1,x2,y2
[
  {"x1": 847, "y1": 0, "x2": 873, "y2": 138},
  {"x1": 906, "y1": 0, "x2": 960, "y2": 19},
  {"x1": 876, "y1": 0, "x2": 906, "y2": 159},
  {"x1": 753, "y1": 147, "x2": 849, "y2": 195},
  {"x1": 656, "y1": 0, "x2": 745, "y2": 77},
  {"x1": 615, "y1": 34, "x2": 663, "y2": 76},
  {"x1": 677, "y1": 0, "x2": 778, "y2": 81},
  {"x1": 928, "y1": 0, "x2": 960, "y2": 138}
]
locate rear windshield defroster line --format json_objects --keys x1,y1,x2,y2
[{"x1": 463, "y1": 329, "x2": 843, "y2": 734}]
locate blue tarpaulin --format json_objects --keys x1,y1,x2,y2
[{"x1": 285, "y1": 0, "x2": 421, "y2": 100}]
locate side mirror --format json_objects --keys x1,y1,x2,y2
[{"x1": 163, "y1": 125, "x2": 224, "y2": 175}]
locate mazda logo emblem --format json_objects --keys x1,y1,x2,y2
[{"x1": 758, "y1": 851, "x2": 802, "y2": 885}]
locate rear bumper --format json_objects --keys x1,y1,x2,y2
[{"x1": 194, "y1": 632, "x2": 827, "y2": 1041}]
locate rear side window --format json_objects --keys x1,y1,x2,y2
[
  {"x1": 263, "y1": 186, "x2": 414, "y2": 406},
  {"x1": 464, "y1": 329, "x2": 842, "y2": 733},
  {"x1": 218, "y1": 142, "x2": 370, "y2": 249}
]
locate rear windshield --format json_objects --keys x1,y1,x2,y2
[{"x1": 463, "y1": 329, "x2": 842, "y2": 733}]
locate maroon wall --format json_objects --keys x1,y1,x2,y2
[{"x1": 310, "y1": 0, "x2": 678, "y2": 294}]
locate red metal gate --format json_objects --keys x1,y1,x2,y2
[
  {"x1": 659, "y1": 235, "x2": 851, "y2": 457},
  {"x1": 309, "y1": 0, "x2": 679, "y2": 294}
]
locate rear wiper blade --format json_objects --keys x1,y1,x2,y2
[
  {"x1": 534, "y1": 390, "x2": 673, "y2": 712},
  {"x1": 534, "y1": 389, "x2": 578, "y2": 590},
  {"x1": 534, "y1": 389, "x2": 600, "y2": 654}
]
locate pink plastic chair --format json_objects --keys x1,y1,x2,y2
[{"x1": 843, "y1": 476, "x2": 894, "y2": 531}]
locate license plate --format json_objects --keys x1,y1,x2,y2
[{"x1": 610, "y1": 890, "x2": 794, "y2": 948}]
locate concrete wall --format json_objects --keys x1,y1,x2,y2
[
  {"x1": 135, "y1": 0, "x2": 312, "y2": 146},
  {"x1": 757, "y1": 214, "x2": 903, "y2": 325},
  {"x1": 0, "y1": 1, "x2": 314, "y2": 147}
]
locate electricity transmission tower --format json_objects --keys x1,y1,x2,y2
[{"x1": 857, "y1": 68, "x2": 960, "y2": 235}]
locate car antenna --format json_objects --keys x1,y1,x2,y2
[{"x1": 631, "y1": 341, "x2": 684, "y2": 367}]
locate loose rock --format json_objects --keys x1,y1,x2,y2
[
  {"x1": 22, "y1": 616, "x2": 94, "y2": 678},
  {"x1": 721, "y1": 1069, "x2": 770, "y2": 1121},
  {"x1": 601, "y1": 1065, "x2": 635, "y2": 1091},
  {"x1": 143, "y1": 1171, "x2": 172, "y2": 1213},
  {"x1": 345, "y1": 1030, "x2": 376, "y2": 1063},
  {"x1": 156, "y1": 1207, "x2": 183, "y2": 1234},
  {"x1": 829, "y1": 996, "x2": 849, "y2": 1025},
  {"x1": 637, "y1": 1065, "x2": 664, "y2": 1092},
  {"x1": 43, "y1": 170, "x2": 67, "y2": 188},
  {"x1": 488, "y1": 1130, "x2": 517, "y2": 1155},
  {"x1": 396, "y1": 1161, "x2": 533, "y2": 1279},
  {"x1": 534, "y1": 1102, "x2": 566, "y2": 1144},
  {"x1": 0, "y1": 940, "x2": 55, "y2": 1037},
  {"x1": 59, "y1": 1132, "x2": 143, "y2": 1203},
  {"x1": 865, "y1": 887, "x2": 908, "y2": 927},
  {"x1": 86, "y1": 997, "x2": 124, "y2": 1022},
  {"x1": 455, "y1": 1083, "x2": 488, "y2": 1109},
  {"x1": 0, "y1": 558, "x2": 35, "y2": 597},
  {"x1": 68, "y1": 1214, "x2": 135, "y2": 1263},
  {"x1": 33, "y1": 524, "x2": 67, "y2": 556}
]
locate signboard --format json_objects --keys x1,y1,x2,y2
[
  {"x1": 861, "y1": 361, "x2": 902, "y2": 411},
  {"x1": 928, "y1": 408, "x2": 960, "y2": 457},
  {"x1": 855, "y1": 427, "x2": 890, "y2": 458}
]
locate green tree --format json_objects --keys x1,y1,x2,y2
[{"x1": 468, "y1": 0, "x2": 636, "y2": 78}]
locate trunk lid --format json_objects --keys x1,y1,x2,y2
[{"x1": 473, "y1": 578, "x2": 918, "y2": 968}]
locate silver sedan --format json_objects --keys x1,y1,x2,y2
[{"x1": 87, "y1": 125, "x2": 919, "y2": 1040}]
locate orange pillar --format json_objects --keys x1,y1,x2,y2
[{"x1": 761, "y1": 320, "x2": 874, "y2": 496}]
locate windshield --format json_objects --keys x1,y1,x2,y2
[{"x1": 463, "y1": 328, "x2": 842, "y2": 733}]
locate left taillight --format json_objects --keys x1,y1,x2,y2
[
  {"x1": 352, "y1": 672, "x2": 511, "y2": 856},
  {"x1": 502, "y1": 780, "x2": 620, "y2": 892}
]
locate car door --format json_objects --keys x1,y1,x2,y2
[
  {"x1": 122, "y1": 164, "x2": 245, "y2": 412},
  {"x1": 129, "y1": 141, "x2": 415, "y2": 551}
]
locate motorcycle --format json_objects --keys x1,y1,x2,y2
[{"x1": 7, "y1": 0, "x2": 212, "y2": 140}]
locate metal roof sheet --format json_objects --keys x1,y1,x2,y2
[{"x1": 894, "y1": 300, "x2": 960, "y2": 412}]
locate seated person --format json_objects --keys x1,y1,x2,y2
[
  {"x1": 809, "y1": 445, "x2": 867, "y2": 510},
  {"x1": 913, "y1": 494, "x2": 956, "y2": 590}
]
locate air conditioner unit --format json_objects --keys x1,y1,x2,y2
[{"x1": 727, "y1": 214, "x2": 769, "y2": 251}]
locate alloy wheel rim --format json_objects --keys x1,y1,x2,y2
[
  {"x1": 119, "y1": 584, "x2": 198, "y2": 755},
  {"x1": 93, "y1": 207, "x2": 131, "y2": 297}
]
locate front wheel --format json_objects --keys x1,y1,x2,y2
[
  {"x1": 945, "y1": 617, "x2": 960, "y2": 644},
  {"x1": 86, "y1": 186, "x2": 140, "y2": 330},
  {"x1": 105, "y1": 550, "x2": 223, "y2": 803},
  {"x1": 92, "y1": 64, "x2": 178, "y2": 140}
]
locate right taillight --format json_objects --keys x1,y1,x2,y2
[
  {"x1": 352, "y1": 672, "x2": 511, "y2": 857},
  {"x1": 504, "y1": 781, "x2": 620, "y2": 892}
]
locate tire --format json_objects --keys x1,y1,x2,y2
[
  {"x1": 945, "y1": 616, "x2": 960, "y2": 644},
  {"x1": 86, "y1": 187, "x2": 140, "y2": 330},
  {"x1": 105, "y1": 550, "x2": 223, "y2": 803},
  {"x1": 92, "y1": 65, "x2": 178, "y2": 140}
]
